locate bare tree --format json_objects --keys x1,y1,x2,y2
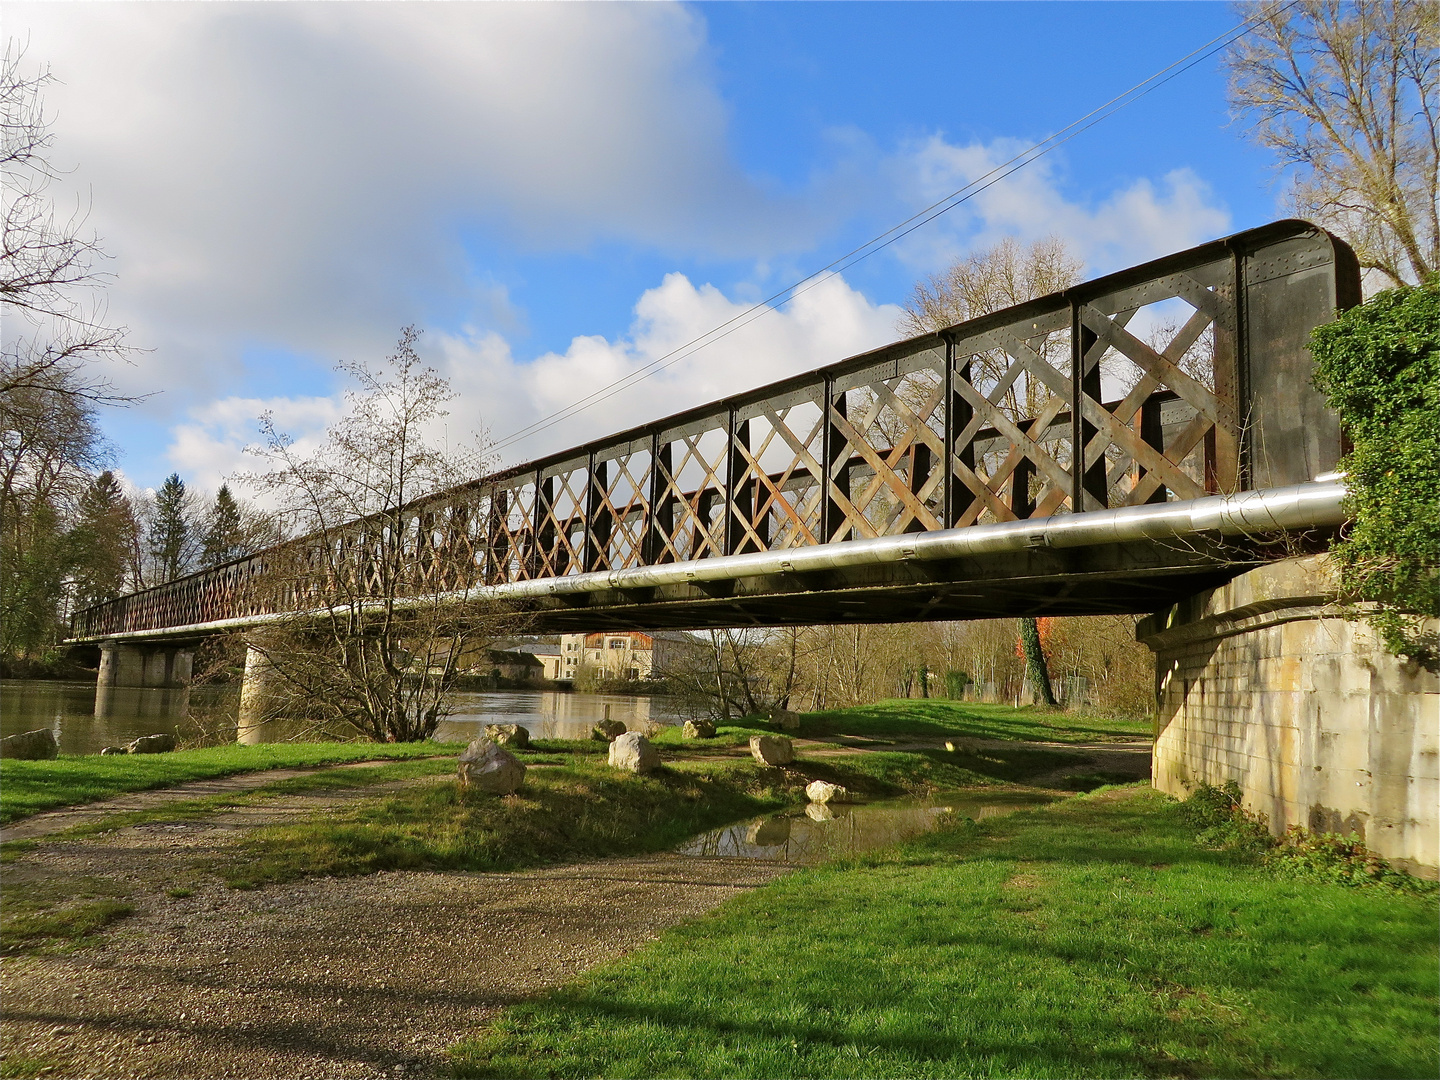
[
  {"x1": 901, "y1": 236, "x2": 1085, "y2": 706},
  {"x1": 240, "y1": 328, "x2": 512, "y2": 743},
  {"x1": 1, "y1": 44, "x2": 133, "y2": 406},
  {"x1": 1227, "y1": 0, "x2": 1439, "y2": 287}
]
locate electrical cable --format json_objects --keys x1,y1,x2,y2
[{"x1": 487, "y1": 6, "x2": 1286, "y2": 461}]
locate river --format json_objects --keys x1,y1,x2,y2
[{"x1": 0, "y1": 680, "x2": 687, "y2": 755}]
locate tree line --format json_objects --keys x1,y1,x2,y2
[
  {"x1": 0, "y1": 375, "x2": 272, "y2": 670},
  {"x1": 664, "y1": 616, "x2": 1155, "y2": 723}
]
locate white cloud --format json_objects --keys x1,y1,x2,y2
[
  {"x1": 168, "y1": 395, "x2": 346, "y2": 499},
  {"x1": 9, "y1": 5, "x2": 1238, "y2": 497},
  {"x1": 8, "y1": 2, "x2": 831, "y2": 407},
  {"x1": 179, "y1": 270, "x2": 903, "y2": 491},
  {"x1": 892, "y1": 136, "x2": 1232, "y2": 276}
]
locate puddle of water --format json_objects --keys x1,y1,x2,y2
[{"x1": 678, "y1": 789, "x2": 1055, "y2": 864}]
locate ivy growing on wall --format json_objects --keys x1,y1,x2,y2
[{"x1": 1310, "y1": 279, "x2": 1439, "y2": 672}]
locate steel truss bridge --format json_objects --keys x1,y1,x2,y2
[{"x1": 70, "y1": 221, "x2": 1359, "y2": 643}]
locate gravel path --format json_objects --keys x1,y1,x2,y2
[{"x1": 1, "y1": 781, "x2": 790, "y2": 1080}]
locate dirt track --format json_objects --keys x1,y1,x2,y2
[{"x1": 1, "y1": 783, "x2": 789, "y2": 1079}]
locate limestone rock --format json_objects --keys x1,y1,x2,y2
[
  {"x1": 592, "y1": 718, "x2": 628, "y2": 741},
  {"x1": 483, "y1": 723, "x2": 530, "y2": 749},
  {"x1": 1, "y1": 728, "x2": 57, "y2": 760},
  {"x1": 749, "y1": 734, "x2": 794, "y2": 766},
  {"x1": 608, "y1": 731, "x2": 660, "y2": 774},
  {"x1": 126, "y1": 733, "x2": 177, "y2": 754},
  {"x1": 805, "y1": 780, "x2": 849, "y2": 804},
  {"x1": 99, "y1": 746, "x2": 126, "y2": 756},
  {"x1": 766, "y1": 708, "x2": 802, "y2": 732},
  {"x1": 457, "y1": 738, "x2": 526, "y2": 794},
  {"x1": 682, "y1": 719, "x2": 716, "y2": 739}
]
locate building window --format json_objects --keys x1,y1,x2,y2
[{"x1": 609, "y1": 639, "x2": 625, "y2": 649}]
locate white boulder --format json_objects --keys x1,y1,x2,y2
[
  {"x1": 766, "y1": 708, "x2": 802, "y2": 731},
  {"x1": 682, "y1": 719, "x2": 716, "y2": 739},
  {"x1": 484, "y1": 723, "x2": 530, "y2": 749},
  {"x1": 749, "y1": 734, "x2": 794, "y2": 766},
  {"x1": 457, "y1": 738, "x2": 526, "y2": 795},
  {"x1": 608, "y1": 731, "x2": 660, "y2": 774},
  {"x1": 126, "y1": 733, "x2": 177, "y2": 754},
  {"x1": 592, "y1": 718, "x2": 628, "y2": 741},
  {"x1": 805, "y1": 780, "x2": 849, "y2": 804}
]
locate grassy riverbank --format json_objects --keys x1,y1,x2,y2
[
  {"x1": 452, "y1": 787, "x2": 1440, "y2": 1080},
  {"x1": 0, "y1": 742, "x2": 463, "y2": 823},
  {"x1": 801, "y1": 700, "x2": 1152, "y2": 743},
  {"x1": 206, "y1": 760, "x2": 795, "y2": 890},
  {"x1": 0, "y1": 700, "x2": 1133, "y2": 824}
]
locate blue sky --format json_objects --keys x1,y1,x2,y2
[{"x1": 11, "y1": 2, "x2": 1289, "y2": 497}]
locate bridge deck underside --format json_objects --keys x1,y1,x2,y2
[{"x1": 513, "y1": 537, "x2": 1259, "y2": 632}]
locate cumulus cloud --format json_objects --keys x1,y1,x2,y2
[
  {"x1": 178, "y1": 270, "x2": 904, "y2": 493},
  {"x1": 8, "y1": 2, "x2": 831, "y2": 406},
  {"x1": 892, "y1": 135, "x2": 1232, "y2": 277},
  {"x1": 168, "y1": 395, "x2": 346, "y2": 498},
  {"x1": 11, "y1": 4, "x2": 1236, "y2": 499}
]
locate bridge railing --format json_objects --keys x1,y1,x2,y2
[{"x1": 71, "y1": 220, "x2": 1358, "y2": 640}]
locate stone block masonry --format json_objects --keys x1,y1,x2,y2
[{"x1": 1138, "y1": 555, "x2": 1438, "y2": 878}]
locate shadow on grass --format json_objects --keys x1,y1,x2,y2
[{"x1": 206, "y1": 760, "x2": 794, "y2": 890}]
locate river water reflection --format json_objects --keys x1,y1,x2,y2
[
  {"x1": 0, "y1": 680, "x2": 684, "y2": 755},
  {"x1": 678, "y1": 790, "x2": 1057, "y2": 865}
]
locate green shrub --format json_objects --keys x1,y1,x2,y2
[
  {"x1": 1181, "y1": 783, "x2": 1435, "y2": 896},
  {"x1": 1310, "y1": 279, "x2": 1440, "y2": 670},
  {"x1": 1266, "y1": 826, "x2": 1436, "y2": 895}
]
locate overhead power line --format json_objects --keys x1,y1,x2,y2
[{"x1": 487, "y1": 6, "x2": 1288, "y2": 461}]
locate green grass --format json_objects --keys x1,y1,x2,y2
[
  {"x1": 0, "y1": 874, "x2": 134, "y2": 956},
  {"x1": 531, "y1": 701, "x2": 1147, "y2": 757},
  {"x1": 206, "y1": 759, "x2": 795, "y2": 890},
  {"x1": 0, "y1": 740, "x2": 463, "y2": 823},
  {"x1": 801, "y1": 700, "x2": 1152, "y2": 743},
  {"x1": 451, "y1": 787, "x2": 1440, "y2": 1080},
  {"x1": 0, "y1": 1056, "x2": 65, "y2": 1080},
  {"x1": 30, "y1": 757, "x2": 461, "y2": 840}
]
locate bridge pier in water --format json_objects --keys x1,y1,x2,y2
[
  {"x1": 1139, "y1": 555, "x2": 1439, "y2": 879},
  {"x1": 95, "y1": 641, "x2": 195, "y2": 720}
]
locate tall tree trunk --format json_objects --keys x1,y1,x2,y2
[{"x1": 1018, "y1": 616, "x2": 1056, "y2": 706}]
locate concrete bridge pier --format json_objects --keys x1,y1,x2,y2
[
  {"x1": 95, "y1": 641, "x2": 195, "y2": 719},
  {"x1": 236, "y1": 645, "x2": 279, "y2": 745},
  {"x1": 1138, "y1": 555, "x2": 1438, "y2": 879}
]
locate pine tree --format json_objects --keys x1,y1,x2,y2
[
  {"x1": 68, "y1": 471, "x2": 134, "y2": 606},
  {"x1": 148, "y1": 473, "x2": 194, "y2": 582},
  {"x1": 202, "y1": 483, "x2": 245, "y2": 566}
]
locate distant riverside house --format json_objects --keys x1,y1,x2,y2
[
  {"x1": 558, "y1": 631, "x2": 694, "y2": 682},
  {"x1": 525, "y1": 642, "x2": 564, "y2": 681},
  {"x1": 471, "y1": 648, "x2": 544, "y2": 682}
]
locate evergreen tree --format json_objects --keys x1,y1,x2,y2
[
  {"x1": 201, "y1": 483, "x2": 245, "y2": 566},
  {"x1": 148, "y1": 473, "x2": 194, "y2": 582},
  {"x1": 68, "y1": 471, "x2": 134, "y2": 606}
]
